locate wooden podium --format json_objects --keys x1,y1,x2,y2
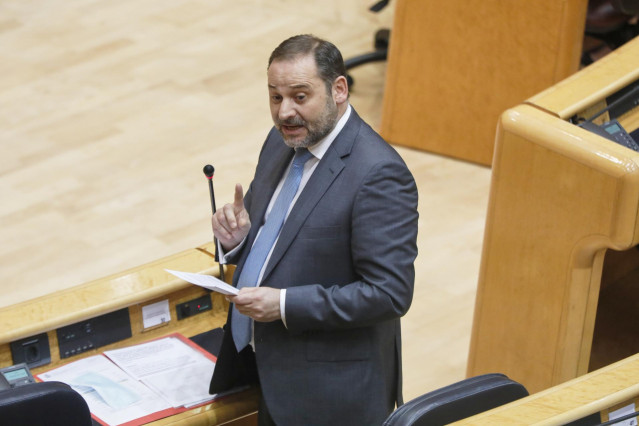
[
  {"x1": 380, "y1": 0, "x2": 588, "y2": 165},
  {"x1": 467, "y1": 37, "x2": 639, "y2": 394},
  {"x1": 0, "y1": 242, "x2": 258, "y2": 425}
]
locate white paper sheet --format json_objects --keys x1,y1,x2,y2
[
  {"x1": 165, "y1": 269, "x2": 238, "y2": 295},
  {"x1": 38, "y1": 355, "x2": 172, "y2": 426},
  {"x1": 38, "y1": 335, "x2": 220, "y2": 425},
  {"x1": 104, "y1": 336, "x2": 217, "y2": 408}
]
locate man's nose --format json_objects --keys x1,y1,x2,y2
[{"x1": 278, "y1": 98, "x2": 296, "y2": 121}]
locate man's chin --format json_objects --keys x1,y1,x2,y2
[
  {"x1": 284, "y1": 141, "x2": 308, "y2": 149},
  {"x1": 280, "y1": 133, "x2": 308, "y2": 149}
]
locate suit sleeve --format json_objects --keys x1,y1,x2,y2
[{"x1": 284, "y1": 159, "x2": 419, "y2": 332}]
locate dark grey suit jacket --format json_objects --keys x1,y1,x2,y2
[{"x1": 211, "y1": 108, "x2": 418, "y2": 426}]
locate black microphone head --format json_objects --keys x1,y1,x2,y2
[{"x1": 203, "y1": 164, "x2": 215, "y2": 178}]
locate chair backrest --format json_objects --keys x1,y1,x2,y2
[
  {"x1": 612, "y1": 0, "x2": 639, "y2": 15},
  {"x1": 587, "y1": 0, "x2": 639, "y2": 33},
  {"x1": 384, "y1": 373, "x2": 529, "y2": 426},
  {"x1": 0, "y1": 381, "x2": 92, "y2": 426}
]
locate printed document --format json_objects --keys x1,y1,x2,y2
[
  {"x1": 38, "y1": 355, "x2": 171, "y2": 426},
  {"x1": 104, "y1": 336, "x2": 216, "y2": 408},
  {"x1": 37, "y1": 334, "x2": 218, "y2": 425}
]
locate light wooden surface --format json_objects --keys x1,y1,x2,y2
[
  {"x1": 457, "y1": 353, "x2": 639, "y2": 425},
  {"x1": 467, "y1": 37, "x2": 639, "y2": 394},
  {"x1": 0, "y1": 0, "x2": 492, "y2": 402},
  {"x1": 0, "y1": 242, "x2": 222, "y2": 345},
  {"x1": 380, "y1": 0, "x2": 588, "y2": 165}
]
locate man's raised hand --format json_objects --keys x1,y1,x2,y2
[{"x1": 212, "y1": 183, "x2": 251, "y2": 251}]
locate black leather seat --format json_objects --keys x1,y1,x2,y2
[
  {"x1": 0, "y1": 381, "x2": 92, "y2": 426},
  {"x1": 582, "y1": 0, "x2": 639, "y2": 65},
  {"x1": 383, "y1": 373, "x2": 529, "y2": 426},
  {"x1": 344, "y1": 0, "x2": 391, "y2": 88}
]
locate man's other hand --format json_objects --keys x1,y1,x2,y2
[{"x1": 229, "y1": 287, "x2": 281, "y2": 322}]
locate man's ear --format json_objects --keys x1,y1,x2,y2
[{"x1": 332, "y1": 76, "x2": 349, "y2": 104}]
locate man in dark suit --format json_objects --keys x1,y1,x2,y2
[{"x1": 210, "y1": 34, "x2": 418, "y2": 426}]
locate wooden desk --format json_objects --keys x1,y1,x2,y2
[
  {"x1": 380, "y1": 0, "x2": 587, "y2": 165},
  {"x1": 467, "y1": 37, "x2": 639, "y2": 393},
  {"x1": 0, "y1": 242, "x2": 258, "y2": 425},
  {"x1": 457, "y1": 353, "x2": 639, "y2": 425}
]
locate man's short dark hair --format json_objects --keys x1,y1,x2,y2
[{"x1": 268, "y1": 34, "x2": 346, "y2": 93}]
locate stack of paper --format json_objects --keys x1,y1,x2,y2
[
  {"x1": 104, "y1": 336, "x2": 216, "y2": 408},
  {"x1": 37, "y1": 334, "x2": 218, "y2": 426},
  {"x1": 39, "y1": 355, "x2": 171, "y2": 426}
]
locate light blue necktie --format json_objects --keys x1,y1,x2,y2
[{"x1": 232, "y1": 148, "x2": 314, "y2": 352}]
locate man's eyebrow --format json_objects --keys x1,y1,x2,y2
[{"x1": 268, "y1": 83, "x2": 312, "y2": 90}]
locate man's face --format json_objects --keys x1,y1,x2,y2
[{"x1": 267, "y1": 55, "x2": 338, "y2": 148}]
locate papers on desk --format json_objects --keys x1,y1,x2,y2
[
  {"x1": 165, "y1": 269, "x2": 239, "y2": 295},
  {"x1": 37, "y1": 334, "x2": 218, "y2": 426},
  {"x1": 104, "y1": 335, "x2": 216, "y2": 408},
  {"x1": 38, "y1": 355, "x2": 170, "y2": 425}
]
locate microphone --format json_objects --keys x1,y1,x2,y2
[{"x1": 203, "y1": 164, "x2": 225, "y2": 281}]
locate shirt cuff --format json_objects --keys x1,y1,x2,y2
[
  {"x1": 217, "y1": 237, "x2": 246, "y2": 264},
  {"x1": 280, "y1": 289, "x2": 287, "y2": 328}
]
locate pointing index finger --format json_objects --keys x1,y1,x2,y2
[{"x1": 234, "y1": 184, "x2": 244, "y2": 209}]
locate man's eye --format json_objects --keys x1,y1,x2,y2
[
  {"x1": 296, "y1": 95, "x2": 306, "y2": 102},
  {"x1": 271, "y1": 95, "x2": 282, "y2": 102}
]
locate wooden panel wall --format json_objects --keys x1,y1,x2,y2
[{"x1": 380, "y1": 0, "x2": 587, "y2": 165}]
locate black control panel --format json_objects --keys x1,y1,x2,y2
[
  {"x1": 176, "y1": 294, "x2": 212, "y2": 320},
  {"x1": 573, "y1": 79, "x2": 639, "y2": 151},
  {"x1": 57, "y1": 308, "x2": 132, "y2": 359},
  {"x1": 606, "y1": 79, "x2": 639, "y2": 120},
  {"x1": 579, "y1": 119, "x2": 639, "y2": 152}
]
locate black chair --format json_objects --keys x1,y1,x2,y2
[
  {"x1": 582, "y1": 0, "x2": 639, "y2": 66},
  {"x1": 383, "y1": 373, "x2": 529, "y2": 426},
  {"x1": 0, "y1": 381, "x2": 92, "y2": 426},
  {"x1": 344, "y1": 0, "x2": 391, "y2": 88}
]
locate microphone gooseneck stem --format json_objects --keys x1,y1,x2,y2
[
  {"x1": 208, "y1": 179, "x2": 217, "y2": 218},
  {"x1": 204, "y1": 165, "x2": 225, "y2": 282}
]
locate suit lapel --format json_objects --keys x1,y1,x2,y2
[{"x1": 261, "y1": 109, "x2": 361, "y2": 284}]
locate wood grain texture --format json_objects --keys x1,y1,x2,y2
[
  {"x1": 0, "y1": 0, "x2": 492, "y2": 402},
  {"x1": 467, "y1": 37, "x2": 639, "y2": 394},
  {"x1": 380, "y1": 0, "x2": 588, "y2": 165}
]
